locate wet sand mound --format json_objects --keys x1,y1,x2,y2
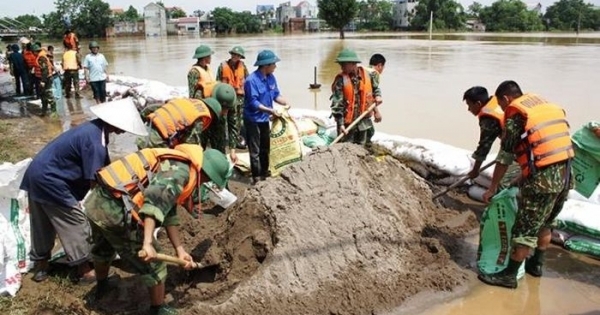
[{"x1": 165, "y1": 144, "x2": 477, "y2": 315}]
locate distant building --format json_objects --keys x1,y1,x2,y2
[
  {"x1": 106, "y1": 21, "x2": 145, "y2": 37},
  {"x1": 276, "y1": 1, "x2": 320, "y2": 30},
  {"x1": 144, "y1": 2, "x2": 167, "y2": 36},
  {"x1": 465, "y1": 18, "x2": 486, "y2": 32},
  {"x1": 168, "y1": 17, "x2": 200, "y2": 35},
  {"x1": 257, "y1": 4, "x2": 276, "y2": 27},
  {"x1": 392, "y1": 0, "x2": 418, "y2": 29}
]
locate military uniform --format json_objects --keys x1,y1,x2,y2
[
  {"x1": 85, "y1": 159, "x2": 190, "y2": 287},
  {"x1": 364, "y1": 66, "x2": 381, "y2": 146},
  {"x1": 38, "y1": 52, "x2": 56, "y2": 114},
  {"x1": 330, "y1": 67, "x2": 381, "y2": 145},
  {"x1": 496, "y1": 115, "x2": 572, "y2": 249},
  {"x1": 136, "y1": 104, "x2": 207, "y2": 150},
  {"x1": 216, "y1": 48, "x2": 249, "y2": 146},
  {"x1": 187, "y1": 67, "x2": 205, "y2": 99}
]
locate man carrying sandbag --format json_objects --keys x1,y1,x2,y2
[
  {"x1": 330, "y1": 49, "x2": 382, "y2": 146},
  {"x1": 243, "y1": 50, "x2": 289, "y2": 184},
  {"x1": 84, "y1": 145, "x2": 230, "y2": 315},
  {"x1": 481, "y1": 80, "x2": 574, "y2": 289}
]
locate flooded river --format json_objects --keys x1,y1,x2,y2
[{"x1": 36, "y1": 32, "x2": 600, "y2": 314}]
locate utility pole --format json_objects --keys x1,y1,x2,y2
[{"x1": 429, "y1": 11, "x2": 433, "y2": 40}]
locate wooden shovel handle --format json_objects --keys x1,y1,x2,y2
[{"x1": 138, "y1": 250, "x2": 198, "y2": 268}]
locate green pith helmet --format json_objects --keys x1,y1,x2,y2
[
  {"x1": 212, "y1": 83, "x2": 236, "y2": 109},
  {"x1": 202, "y1": 149, "x2": 230, "y2": 188},
  {"x1": 203, "y1": 97, "x2": 222, "y2": 121},
  {"x1": 31, "y1": 44, "x2": 42, "y2": 52},
  {"x1": 89, "y1": 41, "x2": 99, "y2": 49},
  {"x1": 335, "y1": 48, "x2": 361, "y2": 63},
  {"x1": 193, "y1": 45, "x2": 214, "y2": 59},
  {"x1": 229, "y1": 46, "x2": 245, "y2": 58},
  {"x1": 254, "y1": 49, "x2": 280, "y2": 66}
]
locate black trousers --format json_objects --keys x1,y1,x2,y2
[{"x1": 244, "y1": 119, "x2": 270, "y2": 178}]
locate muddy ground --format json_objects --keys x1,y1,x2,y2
[{"x1": 0, "y1": 74, "x2": 486, "y2": 315}]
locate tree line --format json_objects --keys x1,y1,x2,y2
[{"x1": 6, "y1": 0, "x2": 600, "y2": 39}]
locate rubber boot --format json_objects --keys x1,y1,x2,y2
[
  {"x1": 150, "y1": 304, "x2": 178, "y2": 315},
  {"x1": 478, "y1": 258, "x2": 521, "y2": 289},
  {"x1": 525, "y1": 248, "x2": 545, "y2": 277}
]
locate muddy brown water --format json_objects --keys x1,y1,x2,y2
[{"x1": 3, "y1": 32, "x2": 600, "y2": 314}]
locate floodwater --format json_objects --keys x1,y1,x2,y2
[{"x1": 16, "y1": 32, "x2": 600, "y2": 314}]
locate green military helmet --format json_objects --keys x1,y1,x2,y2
[
  {"x1": 89, "y1": 41, "x2": 100, "y2": 49},
  {"x1": 229, "y1": 46, "x2": 246, "y2": 59},
  {"x1": 31, "y1": 44, "x2": 42, "y2": 52},
  {"x1": 203, "y1": 97, "x2": 222, "y2": 121},
  {"x1": 202, "y1": 149, "x2": 231, "y2": 188},
  {"x1": 335, "y1": 48, "x2": 361, "y2": 64},
  {"x1": 212, "y1": 83, "x2": 236, "y2": 109},
  {"x1": 193, "y1": 45, "x2": 214, "y2": 59},
  {"x1": 254, "y1": 49, "x2": 280, "y2": 66}
]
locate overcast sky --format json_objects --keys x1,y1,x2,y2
[{"x1": 4, "y1": 0, "x2": 600, "y2": 17}]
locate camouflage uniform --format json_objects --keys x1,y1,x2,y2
[
  {"x1": 496, "y1": 115, "x2": 572, "y2": 249},
  {"x1": 216, "y1": 61, "x2": 249, "y2": 140},
  {"x1": 84, "y1": 159, "x2": 190, "y2": 287},
  {"x1": 135, "y1": 104, "x2": 206, "y2": 149},
  {"x1": 38, "y1": 54, "x2": 56, "y2": 114},
  {"x1": 187, "y1": 67, "x2": 208, "y2": 99},
  {"x1": 200, "y1": 116, "x2": 239, "y2": 154},
  {"x1": 330, "y1": 67, "x2": 381, "y2": 145}
]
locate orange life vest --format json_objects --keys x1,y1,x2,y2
[
  {"x1": 332, "y1": 66, "x2": 373, "y2": 125},
  {"x1": 96, "y1": 144, "x2": 204, "y2": 224},
  {"x1": 505, "y1": 93, "x2": 574, "y2": 177},
  {"x1": 63, "y1": 32, "x2": 78, "y2": 49},
  {"x1": 34, "y1": 50, "x2": 54, "y2": 79},
  {"x1": 147, "y1": 98, "x2": 213, "y2": 143},
  {"x1": 23, "y1": 50, "x2": 37, "y2": 69},
  {"x1": 477, "y1": 96, "x2": 505, "y2": 130},
  {"x1": 191, "y1": 65, "x2": 217, "y2": 98},
  {"x1": 219, "y1": 60, "x2": 246, "y2": 94}
]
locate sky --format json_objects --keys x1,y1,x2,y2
[{"x1": 4, "y1": 0, "x2": 600, "y2": 17}]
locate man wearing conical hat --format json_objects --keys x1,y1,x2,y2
[{"x1": 20, "y1": 98, "x2": 147, "y2": 285}]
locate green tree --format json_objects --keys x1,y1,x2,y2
[
  {"x1": 479, "y1": 0, "x2": 544, "y2": 31},
  {"x1": 170, "y1": 8, "x2": 187, "y2": 19},
  {"x1": 51, "y1": 0, "x2": 112, "y2": 37},
  {"x1": 357, "y1": 0, "x2": 394, "y2": 31},
  {"x1": 234, "y1": 11, "x2": 262, "y2": 33},
  {"x1": 318, "y1": 0, "x2": 359, "y2": 39},
  {"x1": 123, "y1": 5, "x2": 140, "y2": 22},
  {"x1": 544, "y1": 0, "x2": 599, "y2": 31},
  {"x1": 14, "y1": 14, "x2": 43, "y2": 28},
  {"x1": 212, "y1": 7, "x2": 237, "y2": 33},
  {"x1": 467, "y1": 2, "x2": 483, "y2": 18},
  {"x1": 410, "y1": 0, "x2": 466, "y2": 31}
]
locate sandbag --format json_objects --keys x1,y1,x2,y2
[
  {"x1": 571, "y1": 122, "x2": 600, "y2": 200},
  {"x1": 477, "y1": 187, "x2": 525, "y2": 279},
  {"x1": 302, "y1": 134, "x2": 330, "y2": 149},
  {"x1": 295, "y1": 118, "x2": 318, "y2": 137},
  {"x1": 269, "y1": 110, "x2": 302, "y2": 176},
  {"x1": 0, "y1": 192, "x2": 31, "y2": 297},
  {"x1": 564, "y1": 235, "x2": 600, "y2": 258},
  {"x1": 551, "y1": 229, "x2": 571, "y2": 246},
  {"x1": 555, "y1": 199, "x2": 600, "y2": 239}
]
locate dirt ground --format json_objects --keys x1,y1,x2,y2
[{"x1": 0, "y1": 78, "x2": 485, "y2": 315}]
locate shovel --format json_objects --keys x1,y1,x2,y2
[
  {"x1": 431, "y1": 161, "x2": 496, "y2": 200},
  {"x1": 330, "y1": 103, "x2": 378, "y2": 146},
  {"x1": 138, "y1": 250, "x2": 217, "y2": 269}
]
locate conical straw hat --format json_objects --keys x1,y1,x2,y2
[{"x1": 89, "y1": 98, "x2": 148, "y2": 136}]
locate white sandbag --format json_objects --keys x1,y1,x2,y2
[
  {"x1": 373, "y1": 132, "x2": 474, "y2": 177},
  {"x1": 0, "y1": 192, "x2": 31, "y2": 297},
  {"x1": 555, "y1": 199, "x2": 600, "y2": 239},
  {"x1": 567, "y1": 186, "x2": 600, "y2": 205},
  {"x1": 294, "y1": 118, "x2": 318, "y2": 137},
  {"x1": 0, "y1": 158, "x2": 31, "y2": 198},
  {"x1": 551, "y1": 229, "x2": 572, "y2": 246},
  {"x1": 468, "y1": 184, "x2": 487, "y2": 202},
  {"x1": 288, "y1": 108, "x2": 336, "y2": 128}
]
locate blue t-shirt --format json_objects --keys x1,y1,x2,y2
[
  {"x1": 83, "y1": 53, "x2": 108, "y2": 82},
  {"x1": 20, "y1": 119, "x2": 110, "y2": 207},
  {"x1": 243, "y1": 70, "x2": 281, "y2": 123}
]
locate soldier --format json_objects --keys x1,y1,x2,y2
[
  {"x1": 199, "y1": 84, "x2": 239, "y2": 163},
  {"x1": 462, "y1": 86, "x2": 504, "y2": 179},
  {"x1": 63, "y1": 45, "x2": 82, "y2": 98},
  {"x1": 85, "y1": 145, "x2": 230, "y2": 315},
  {"x1": 480, "y1": 80, "x2": 574, "y2": 289},
  {"x1": 188, "y1": 45, "x2": 217, "y2": 100},
  {"x1": 330, "y1": 49, "x2": 382, "y2": 146},
  {"x1": 216, "y1": 46, "x2": 250, "y2": 149},
  {"x1": 365, "y1": 53, "x2": 386, "y2": 147},
  {"x1": 31, "y1": 44, "x2": 56, "y2": 116}
]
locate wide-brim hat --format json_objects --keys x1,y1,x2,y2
[
  {"x1": 89, "y1": 98, "x2": 148, "y2": 136},
  {"x1": 19, "y1": 37, "x2": 30, "y2": 44},
  {"x1": 193, "y1": 45, "x2": 214, "y2": 59},
  {"x1": 202, "y1": 149, "x2": 231, "y2": 188},
  {"x1": 229, "y1": 46, "x2": 246, "y2": 59}
]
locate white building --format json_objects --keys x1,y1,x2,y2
[
  {"x1": 392, "y1": 0, "x2": 418, "y2": 29},
  {"x1": 276, "y1": 1, "x2": 319, "y2": 24},
  {"x1": 144, "y1": 2, "x2": 167, "y2": 36}
]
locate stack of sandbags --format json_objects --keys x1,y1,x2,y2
[{"x1": 0, "y1": 159, "x2": 33, "y2": 296}]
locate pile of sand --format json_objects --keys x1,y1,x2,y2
[{"x1": 161, "y1": 144, "x2": 477, "y2": 315}]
